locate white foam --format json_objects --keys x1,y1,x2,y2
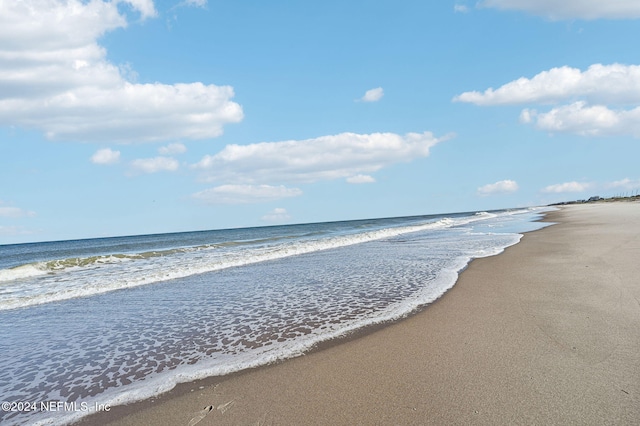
[
  {"x1": 0, "y1": 263, "x2": 48, "y2": 282},
  {"x1": 0, "y1": 217, "x2": 471, "y2": 311}
]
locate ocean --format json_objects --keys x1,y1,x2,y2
[{"x1": 0, "y1": 208, "x2": 551, "y2": 425}]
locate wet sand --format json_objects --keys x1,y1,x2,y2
[{"x1": 80, "y1": 202, "x2": 640, "y2": 425}]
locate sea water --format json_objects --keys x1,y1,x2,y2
[{"x1": 0, "y1": 208, "x2": 552, "y2": 425}]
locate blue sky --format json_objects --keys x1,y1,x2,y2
[{"x1": 1, "y1": 0, "x2": 640, "y2": 244}]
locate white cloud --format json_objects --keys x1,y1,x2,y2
[
  {"x1": 0, "y1": 206, "x2": 36, "y2": 218},
  {"x1": 193, "y1": 131, "x2": 449, "y2": 184},
  {"x1": 261, "y1": 207, "x2": 291, "y2": 222},
  {"x1": 119, "y1": 0, "x2": 158, "y2": 19},
  {"x1": 0, "y1": 0, "x2": 242, "y2": 143},
  {"x1": 159, "y1": 143, "x2": 187, "y2": 155},
  {"x1": 346, "y1": 174, "x2": 376, "y2": 184},
  {"x1": 360, "y1": 87, "x2": 384, "y2": 102},
  {"x1": 456, "y1": 63, "x2": 640, "y2": 138},
  {"x1": 454, "y1": 64, "x2": 640, "y2": 106},
  {"x1": 541, "y1": 181, "x2": 592, "y2": 193},
  {"x1": 518, "y1": 108, "x2": 535, "y2": 124},
  {"x1": 605, "y1": 178, "x2": 640, "y2": 190},
  {"x1": 192, "y1": 185, "x2": 302, "y2": 204},
  {"x1": 454, "y1": 4, "x2": 469, "y2": 13},
  {"x1": 91, "y1": 148, "x2": 121, "y2": 165},
  {"x1": 477, "y1": 180, "x2": 519, "y2": 196},
  {"x1": 528, "y1": 102, "x2": 640, "y2": 137},
  {"x1": 538, "y1": 178, "x2": 640, "y2": 196},
  {"x1": 479, "y1": 0, "x2": 640, "y2": 20},
  {"x1": 130, "y1": 157, "x2": 179, "y2": 173}
]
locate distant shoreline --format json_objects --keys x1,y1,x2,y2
[{"x1": 549, "y1": 193, "x2": 640, "y2": 205}]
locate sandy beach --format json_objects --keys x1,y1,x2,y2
[{"x1": 80, "y1": 202, "x2": 640, "y2": 425}]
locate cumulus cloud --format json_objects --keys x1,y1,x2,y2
[
  {"x1": 525, "y1": 102, "x2": 640, "y2": 137},
  {"x1": 477, "y1": 180, "x2": 519, "y2": 196},
  {"x1": 455, "y1": 63, "x2": 640, "y2": 138},
  {"x1": 192, "y1": 185, "x2": 302, "y2": 204},
  {"x1": 0, "y1": 0, "x2": 242, "y2": 143},
  {"x1": 130, "y1": 156, "x2": 179, "y2": 173},
  {"x1": 541, "y1": 181, "x2": 592, "y2": 193},
  {"x1": 159, "y1": 143, "x2": 187, "y2": 155},
  {"x1": 261, "y1": 207, "x2": 291, "y2": 222},
  {"x1": 360, "y1": 87, "x2": 384, "y2": 102},
  {"x1": 193, "y1": 131, "x2": 449, "y2": 184},
  {"x1": 479, "y1": 0, "x2": 640, "y2": 20},
  {"x1": 91, "y1": 148, "x2": 121, "y2": 164},
  {"x1": 454, "y1": 4, "x2": 469, "y2": 13},
  {"x1": 119, "y1": 0, "x2": 158, "y2": 18},
  {"x1": 454, "y1": 64, "x2": 640, "y2": 106},
  {"x1": 346, "y1": 174, "x2": 376, "y2": 184}
]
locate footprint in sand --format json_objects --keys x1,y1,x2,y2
[
  {"x1": 187, "y1": 405, "x2": 213, "y2": 426},
  {"x1": 217, "y1": 399, "x2": 235, "y2": 414}
]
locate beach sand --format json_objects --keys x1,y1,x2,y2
[{"x1": 80, "y1": 202, "x2": 640, "y2": 425}]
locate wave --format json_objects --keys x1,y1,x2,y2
[
  {"x1": 0, "y1": 234, "x2": 308, "y2": 284},
  {"x1": 1, "y1": 251, "x2": 169, "y2": 283},
  {"x1": 0, "y1": 217, "x2": 466, "y2": 310},
  {"x1": 0, "y1": 264, "x2": 50, "y2": 282},
  {"x1": 0, "y1": 210, "x2": 538, "y2": 311}
]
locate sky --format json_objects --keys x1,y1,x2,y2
[{"x1": 1, "y1": 0, "x2": 640, "y2": 244}]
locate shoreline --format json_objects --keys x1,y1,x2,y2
[{"x1": 77, "y1": 203, "x2": 640, "y2": 425}]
